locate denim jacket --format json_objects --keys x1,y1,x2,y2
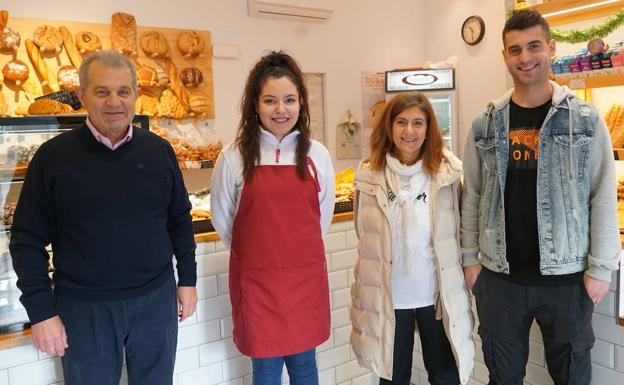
[{"x1": 461, "y1": 81, "x2": 620, "y2": 282}]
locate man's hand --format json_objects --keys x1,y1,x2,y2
[
  {"x1": 177, "y1": 286, "x2": 198, "y2": 322},
  {"x1": 31, "y1": 316, "x2": 68, "y2": 356},
  {"x1": 463, "y1": 264, "x2": 482, "y2": 291},
  {"x1": 583, "y1": 274, "x2": 610, "y2": 305}
]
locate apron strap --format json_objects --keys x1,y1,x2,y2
[{"x1": 306, "y1": 156, "x2": 321, "y2": 192}]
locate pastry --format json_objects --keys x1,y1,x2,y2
[
  {"x1": 111, "y1": 12, "x2": 138, "y2": 57},
  {"x1": 25, "y1": 39, "x2": 60, "y2": 92},
  {"x1": 140, "y1": 31, "x2": 169, "y2": 58},
  {"x1": 154, "y1": 65, "x2": 169, "y2": 86},
  {"x1": 189, "y1": 91, "x2": 211, "y2": 115},
  {"x1": 57, "y1": 65, "x2": 80, "y2": 90},
  {"x1": 0, "y1": 10, "x2": 7, "y2": 31},
  {"x1": 135, "y1": 94, "x2": 159, "y2": 116},
  {"x1": 2, "y1": 59, "x2": 29, "y2": 85},
  {"x1": 136, "y1": 63, "x2": 158, "y2": 88},
  {"x1": 165, "y1": 58, "x2": 190, "y2": 111},
  {"x1": 177, "y1": 30, "x2": 204, "y2": 58},
  {"x1": 28, "y1": 98, "x2": 63, "y2": 115},
  {"x1": 59, "y1": 26, "x2": 82, "y2": 68},
  {"x1": 158, "y1": 89, "x2": 189, "y2": 119},
  {"x1": 32, "y1": 25, "x2": 63, "y2": 54},
  {"x1": 0, "y1": 27, "x2": 20, "y2": 52},
  {"x1": 75, "y1": 31, "x2": 102, "y2": 54},
  {"x1": 180, "y1": 67, "x2": 203, "y2": 87}
]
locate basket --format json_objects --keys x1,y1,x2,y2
[
  {"x1": 192, "y1": 218, "x2": 215, "y2": 234},
  {"x1": 334, "y1": 199, "x2": 353, "y2": 213}
]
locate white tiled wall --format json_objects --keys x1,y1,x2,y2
[{"x1": 1, "y1": 220, "x2": 623, "y2": 385}]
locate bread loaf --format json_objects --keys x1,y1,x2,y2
[
  {"x1": 32, "y1": 25, "x2": 63, "y2": 54},
  {"x1": 140, "y1": 31, "x2": 169, "y2": 58},
  {"x1": 2, "y1": 59, "x2": 29, "y2": 85},
  {"x1": 177, "y1": 30, "x2": 204, "y2": 58},
  {"x1": 75, "y1": 31, "x2": 102, "y2": 54},
  {"x1": 59, "y1": 26, "x2": 82, "y2": 69},
  {"x1": 111, "y1": 12, "x2": 138, "y2": 57},
  {"x1": 0, "y1": 27, "x2": 20, "y2": 52},
  {"x1": 25, "y1": 39, "x2": 60, "y2": 92},
  {"x1": 165, "y1": 58, "x2": 190, "y2": 111},
  {"x1": 0, "y1": 10, "x2": 8, "y2": 31},
  {"x1": 180, "y1": 67, "x2": 203, "y2": 87}
]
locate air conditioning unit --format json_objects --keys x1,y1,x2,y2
[{"x1": 247, "y1": 0, "x2": 334, "y2": 23}]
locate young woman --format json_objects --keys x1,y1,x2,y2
[
  {"x1": 211, "y1": 51, "x2": 335, "y2": 385},
  {"x1": 350, "y1": 92, "x2": 475, "y2": 385}
]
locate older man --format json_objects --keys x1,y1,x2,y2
[{"x1": 10, "y1": 50, "x2": 197, "y2": 385}]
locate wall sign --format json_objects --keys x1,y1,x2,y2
[{"x1": 385, "y1": 68, "x2": 455, "y2": 92}]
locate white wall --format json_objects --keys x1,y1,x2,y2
[
  {"x1": 2, "y1": 0, "x2": 426, "y2": 172},
  {"x1": 422, "y1": 0, "x2": 508, "y2": 159}
]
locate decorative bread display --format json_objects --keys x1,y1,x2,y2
[
  {"x1": 140, "y1": 31, "x2": 169, "y2": 58},
  {"x1": 165, "y1": 57, "x2": 190, "y2": 111},
  {"x1": 2, "y1": 59, "x2": 29, "y2": 86},
  {"x1": 25, "y1": 39, "x2": 60, "y2": 92},
  {"x1": 75, "y1": 31, "x2": 101, "y2": 54},
  {"x1": 58, "y1": 26, "x2": 82, "y2": 69},
  {"x1": 0, "y1": 27, "x2": 20, "y2": 52},
  {"x1": 28, "y1": 98, "x2": 73, "y2": 115},
  {"x1": 32, "y1": 25, "x2": 63, "y2": 54},
  {"x1": 158, "y1": 88, "x2": 188, "y2": 119},
  {"x1": 180, "y1": 67, "x2": 203, "y2": 87},
  {"x1": 177, "y1": 30, "x2": 204, "y2": 58},
  {"x1": 57, "y1": 65, "x2": 79, "y2": 90},
  {"x1": 136, "y1": 62, "x2": 158, "y2": 88},
  {"x1": 111, "y1": 12, "x2": 138, "y2": 57},
  {"x1": 135, "y1": 93, "x2": 159, "y2": 116}
]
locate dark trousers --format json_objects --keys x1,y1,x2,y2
[
  {"x1": 473, "y1": 270, "x2": 595, "y2": 385},
  {"x1": 251, "y1": 348, "x2": 318, "y2": 385},
  {"x1": 380, "y1": 305, "x2": 460, "y2": 385},
  {"x1": 57, "y1": 276, "x2": 178, "y2": 385}
]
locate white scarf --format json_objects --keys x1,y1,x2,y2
[{"x1": 385, "y1": 153, "x2": 430, "y2": 278}]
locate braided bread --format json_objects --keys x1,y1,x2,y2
[
  {"x1": 111, "y1": 12, "x2": 138, "y2": 57},
  {"x1": 25, "y1": 39, "x2": 60, "y2": 92}
]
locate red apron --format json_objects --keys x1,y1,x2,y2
[{"x1": 229, "y1": 159, "x2": 330, "y2": 358}]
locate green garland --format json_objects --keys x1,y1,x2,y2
[{"x1": 505, "y1": 8, "x2": 624, "y2": 44}]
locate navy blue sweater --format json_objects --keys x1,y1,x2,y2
[{"x1": 10, "y1": 124, "x2": 197, "y2": 324}]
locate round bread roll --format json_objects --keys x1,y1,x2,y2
[
  {"x1": 57, "y1": 65, "x2": 79, "y2": 90},
  {"x1": 0, "y1": 27, "x2": 20, "y2": 51},
  {"x1": 75, "y1": 31, "x2": 102, "y2": 54},
  {"x1": 32, "y1": 25, "x2": 63, "y2": 53},
  {"x1": 180, "y1": 67, "x2": 203, "y2": 87},
  {"x1": 2, "y1": 59, "x2": 29, "y2": 85},
  {"x1": 140, "y1": 31, "x2": 169, "y2": 58},
  {"x1": 136, "y1": 64, "x2": 158, "y2": 88},
  {"x1": 177, "y1": 31, "x2": 204, "y2": 57}
]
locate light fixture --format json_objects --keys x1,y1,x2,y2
[{"x1": 542, "y1": 0, "x2": 619, "y2": 18}]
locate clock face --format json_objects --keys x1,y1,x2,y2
[{"x1": 462, "y1": 16, "x2": 485, "y2": 45}]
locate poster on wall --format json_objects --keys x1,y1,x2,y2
[
  {"x1": 304, "y1": 73, "x2": 326, "y2": 144},
  {"x1": 336, "y1": 110, "x2": 362, "y2": 159},
  {"x1": 360, "y1": 71, "x2": 386, "y2": 158}
]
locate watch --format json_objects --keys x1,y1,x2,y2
[{"x1": 462, "y1": 15, "x2": 485, "y2": 46}]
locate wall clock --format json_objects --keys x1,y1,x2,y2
[{"x1": 462, "y1": 15, "x2": 485, "y2": 46}]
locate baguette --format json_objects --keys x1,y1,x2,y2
[
  {"x1": 165, "y1": 58, "x2": 190, "y2": 111},
  {"x1": 59, "y1": 26, "x2": 82, "y2": 69},
  {"x1": 25, "y1": 39, "x2": 60, "y2": 92},
  {"x1": 608, "y1": 104, "x2": 620, "y2": 133}
]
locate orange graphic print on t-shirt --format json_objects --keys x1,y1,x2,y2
[{"x1": 509, "y1": 128, "x2": 540, "y2": 161}]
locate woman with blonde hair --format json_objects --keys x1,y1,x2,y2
[{"x1": 350, "y1": 92, "x2": 474, "y2": 385}]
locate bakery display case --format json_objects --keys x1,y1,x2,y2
[{"x1": 0, "y1": 114, "x2": 149, "y2": 334}]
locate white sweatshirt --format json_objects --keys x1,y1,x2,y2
[{"x1": 211, "y1": 128, "x2": 336, "y2": 249}]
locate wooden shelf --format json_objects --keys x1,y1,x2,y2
[
  {"x1": 531, "y1": 0, "x2": 624, "y2": 26},
  {"x1": 554, "y1": 70, "x2": 624, "y2": 88}
]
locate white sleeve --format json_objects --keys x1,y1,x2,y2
[
  {"x1": 316, "y1": 145, "x2": 335, "y2": 236},
  {"x1": 210, "y1": 152, "x2": 238, "y2": 249}
]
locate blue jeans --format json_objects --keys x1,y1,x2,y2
[
  {"x1": 251, "y1": 348, "x2": 318, "y2": 385},
  {"x1": 57, "y1": 276, "x2": 178, "y2": 385}
]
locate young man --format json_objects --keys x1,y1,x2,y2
[
  {"x1": 10, "y1": 50, "x2": 197, "y2": 385},
  {"x1": 461, "y1": 9, "x2": 621, "y2": 385}
]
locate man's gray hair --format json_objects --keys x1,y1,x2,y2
[{"x1": 79, "y1": 50, "x2": 137, "y2": 94}]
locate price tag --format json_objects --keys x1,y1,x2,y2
[{"x1": 568, "y1": 78, "x2": 586, "y2": 90}]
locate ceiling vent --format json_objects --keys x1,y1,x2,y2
[{"x1": 248, "y1": 0, "x2": 334, "y2": 23}]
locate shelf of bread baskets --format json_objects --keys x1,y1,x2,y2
[{"x1": 150, "y1": 127, "x2": 222, "y2": 169}]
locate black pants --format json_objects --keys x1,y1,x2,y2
[
  {"x1": 57, "y1": 276, "x2": 178, "y2": 385},
  {"x1": 379, "y1": 305, "x2": 460, "y2": 385},
  {"x1": 473, "y1": 269, "x2": 595, "y2": 385}
]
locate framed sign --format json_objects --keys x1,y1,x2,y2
[
  {"x1": 385, "y1": 68, "x2": 455, "y2": 92},
  {"x1": 304, "y1": 73, "x2": 326, "y2": 144}
]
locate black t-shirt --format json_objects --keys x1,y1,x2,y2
[{"x1": 500, "y1": 98, "x2": 582, "y2": 285}]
